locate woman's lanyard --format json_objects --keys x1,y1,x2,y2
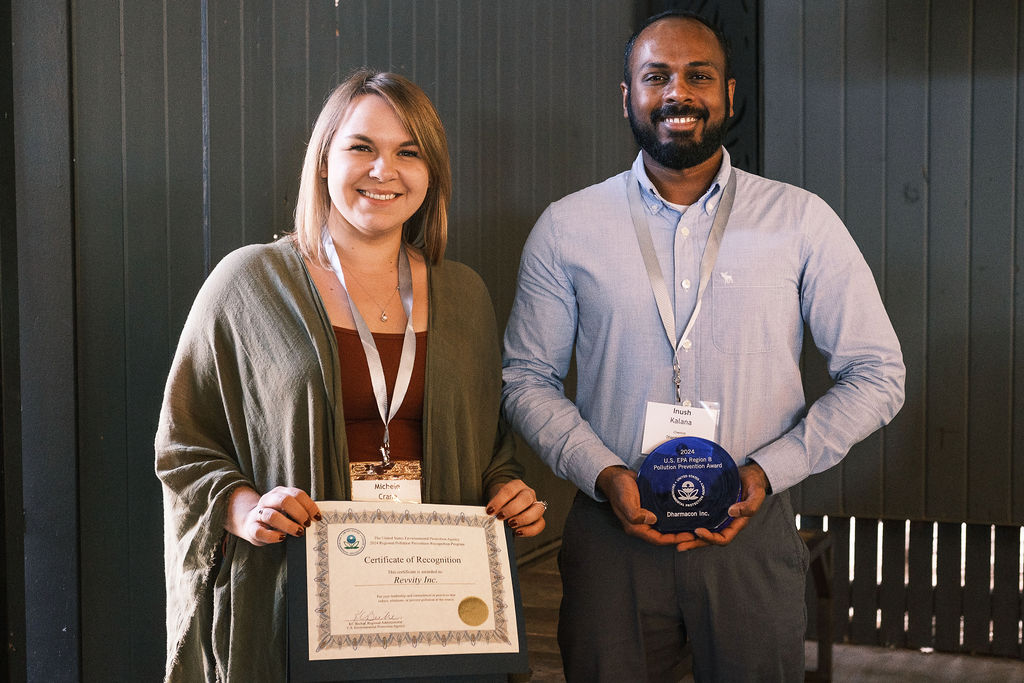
[
  {"x1": 321, "y1": 227, "x2": 416, "y2": 468},
  {"x1": 626, "y1": 170, "x2": 737, "y2": 404}
]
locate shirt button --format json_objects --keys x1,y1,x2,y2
[
  {"x1": 681, "y1": 279, "x2": 691, "y2": 290},
  {"x1": 681, "y1": 339, "x2": 692, "y2": 350},
  {"x1": 680, "y1": 226, "x2": 690, "y2": 237},
  {"x1": 682, "y1": 399, "x2": 692, "y2": 407}
]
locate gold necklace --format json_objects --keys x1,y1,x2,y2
[{"x1": 343, "y1": 267, "x2": 400, "y2": 322}]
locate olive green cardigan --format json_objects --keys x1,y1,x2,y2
[{"x1": 155, "y1": 239, "x2": 522, "y2": 681}]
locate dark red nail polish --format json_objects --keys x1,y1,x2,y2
[
  {"x1": 507, "y1": 519, "x2": 518, "y2": 528},
  {"x1": 486, "y1": 507, "x2": 495, "y2": 515}
]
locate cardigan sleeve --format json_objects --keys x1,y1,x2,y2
[{"x1": 155, "y1": 248, "x2": 262, "y2": 672}]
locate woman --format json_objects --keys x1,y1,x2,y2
[{"x1": 156, "y1": 69, "x2": 546, "y2": 681}]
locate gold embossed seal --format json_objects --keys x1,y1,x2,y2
[{"x1": 457, "y1": 596, "x2": 489, "y2": 626}]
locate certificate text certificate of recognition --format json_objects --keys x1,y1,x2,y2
[{"x1": 304, "y1": 501, "x2": 520, "y2": 660}]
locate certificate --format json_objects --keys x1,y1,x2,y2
[{"x1": 287, "y1": 501, "x2": 528, "y2": 681}]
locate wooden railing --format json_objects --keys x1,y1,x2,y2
[{"x1": 799, "y1": 516, "x2": 1023, "y2": 659}]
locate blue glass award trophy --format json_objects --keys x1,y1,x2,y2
[{"x1": 636, "y1": 436, "x2": 741, "y2": 533}]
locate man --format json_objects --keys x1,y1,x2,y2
[{"x1": 502, "y1": 10, "x2": 905, "y2": 682}]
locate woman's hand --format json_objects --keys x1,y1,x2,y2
[
  {"x1": 225, "y1": 485, "x2": 321, "y2": 546},
  {"x1": 485, "y1": 479, "x2": 547, "y2": 538}
]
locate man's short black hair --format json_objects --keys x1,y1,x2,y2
[{"x1": 622, "y1": 10, "x2": 733, "y2": 84}]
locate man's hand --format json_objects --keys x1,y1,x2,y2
[
  {"x1": 675, "y1": 461, "x2": 770, "y2": 552},
  {"x1": 596, "y1": 465, "x2": 696, "y2": 547}
]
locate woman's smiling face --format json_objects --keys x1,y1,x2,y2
[{"x1": 322, "y1": 94, "x2": 430, "y2": 243}]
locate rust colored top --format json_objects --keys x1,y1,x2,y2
[{"x1": 335, "y1": 327, "x2": 427, "y2": 462}]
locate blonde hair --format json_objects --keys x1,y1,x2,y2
[{"x1": 292, "y1": 69, "x2": 451, "y2": 265}]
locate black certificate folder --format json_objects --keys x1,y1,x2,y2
[{"x1": 287, "y1": 505, "x2": 529, "y2": 682}]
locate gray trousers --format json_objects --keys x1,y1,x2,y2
[{"x1": 557, "y1": 491, "x2": 808, "y2": 682}]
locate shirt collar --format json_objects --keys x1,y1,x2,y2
[{"x1": 630, "y1": 148, "x2": 734, "y2": 217}]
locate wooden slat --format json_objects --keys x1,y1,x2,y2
[
  {"x1": 1016, "y1": 5, "x2": 1024, "y2": 527},
  {"x1": 933, "y1": 522, "x2": 962, "y2": 652},
  {"x1": 801, "y1": 2, "x2": 842, "y2": 216},
  {"x1": 794, "y1": 0, "x2": 846, "y2": 519},
  {"x1": 595, "y1": 1, "x2": 635, "y2": 189},
  {"x1": 336, "y1": 0, "x2": 365, "y2": 77},
  {"x1": 121, "y1": 0, "x2": 174, "y2": 671},
  {"x1": 879, "y1": 0, "x2": 928, "y2": 522},
  {"x1": 73, "y1": 0, "x2": 131, "y2": 678},
  {"x1": 453, "y1": 0, "x2": 485, "y2": 268},
  {"x1": 760, "y1": 0, "x2": 803, "y2": 186},
  {"x1": 879, "y1": 519, "x2": 907, "y2": 647},
  {"x1": 531, "y1": 0, "x2": 556, "y2": 237},
  {"x1": 237, "y1": 4, "x2": 275, "y2": 252},
  {"x1": 830, "y1": 517, "x2": 852, "y2": 643},
  {"x1": 924, "y1": 0, "x2": 971, "y2": 523},
  {"x1": 967, "y1": 1, "x2": 1016, "y2": 525},
  {"x1": 850, "y1": 518, "x2": 879, "y2": 645},
  {"x1": 166, "y1": 1, "x2": 208, "y2": 344},
  {"x1": 841, "y1": 0, "x2": 883, "y2": 276},
  {"x1": 272, "y1": 3, "x2": 308, "y2": 238},
  {"x1": 410, "y1": 1, "x2": 438, "y2": 101},
  {"x1": 0, "y1": 1, "x2": 23, "y2": 675},
  {"x1": 207, "y1": 1, "x2": 243, "y2": 262},
  {"x1": 307, "y1": 0, "x2": 338, "y2": 108},
  {"x1": 362, "y1": 0, "x2": 390, "y2": 70},
  {"x1": 961, "y1": 524, "x2": 992, "y2": 653},
  {"x1": 905, "y1": 521, "x2": 934, "y2": 648},
  {"x1": 990, "y1": 525, "x2": 1022, "y2": 657},
  {"x1": 386, "y1": 0, "x2": 414, "y2": 74},
  {"x1": 835, "y1": 0, "x2": 887, "y2": 520},
  {"x1": 17, "y1": 33, "x2": 82, "y2": 683},
  {"x1": 800, "y1": 515, "x2": 825, "y2": 639}
]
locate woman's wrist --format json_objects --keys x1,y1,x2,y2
[{"x1": 224, "y1": 485, "x2": 260, "y2": 537}]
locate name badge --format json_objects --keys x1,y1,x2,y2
[
  {"x1": 641, "y1": 401, "x2": 719, "y2": 454},
  {"x1": 350, "y1": 461, "x2": 422, "y2": 503}
]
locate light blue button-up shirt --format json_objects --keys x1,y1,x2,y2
[{"x1": 502, "y1": 150, "x2": 905, "y2": 499}]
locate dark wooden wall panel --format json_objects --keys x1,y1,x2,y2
[
  {"x1": 798, "y1": 1, "x2": 848, "y2": 515},
  {"x1": 72, "y1": 0, "x2": 131, "y2": 679},
  {"x1": 167, "y1": 4, "x2": 208, "y2": 345},
  {"x1": 925, "y1": 0, "x2": 972, "y2": 522},
  {"x1": 122, "y1": 2, "x2": 173, "y2": 679},
  {"x1": 967, "y1": 2, "x2": 1016, "y2": 523},
  {"x1": 207, "y1": 2, "x2": 244, "y2": 262},
  {"x1": 773, "y1": 1, "x2": 1024, "y2": 655},
  {"x1": 880, "y1": 0, "x2": 928, "y2": 522},
  {"x1": 121, "y1": 2, "x2": 174, "y2": 676},
  {"x1": 1017, "y1": 5, "x2": 1024, "y2": 525},
  {"x1": 766, "y1": 0, "x2": 1023, "y2": 527},
  {"x1": 13, "y1": 1, "x2": 80, "y2": 679}
]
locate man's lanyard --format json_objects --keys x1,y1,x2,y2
[
  {"x1": 626, "y1": 170, "x2": 737, "y2": 403},
  {"x1": 322, "y1": 227, "x2": 416, "y2": 466}
]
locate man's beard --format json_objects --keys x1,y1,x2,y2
[{"x1": 627, "y1": 98, "x2": 728, "y2": 170}]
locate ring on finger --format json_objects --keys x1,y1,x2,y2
[{"x1": 531, "y1": 500, "x2": 549, "y2": 511}]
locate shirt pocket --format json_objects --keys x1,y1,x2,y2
[{"x1": 710, "y1": 271, "x2": 791, "y2": 354}]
